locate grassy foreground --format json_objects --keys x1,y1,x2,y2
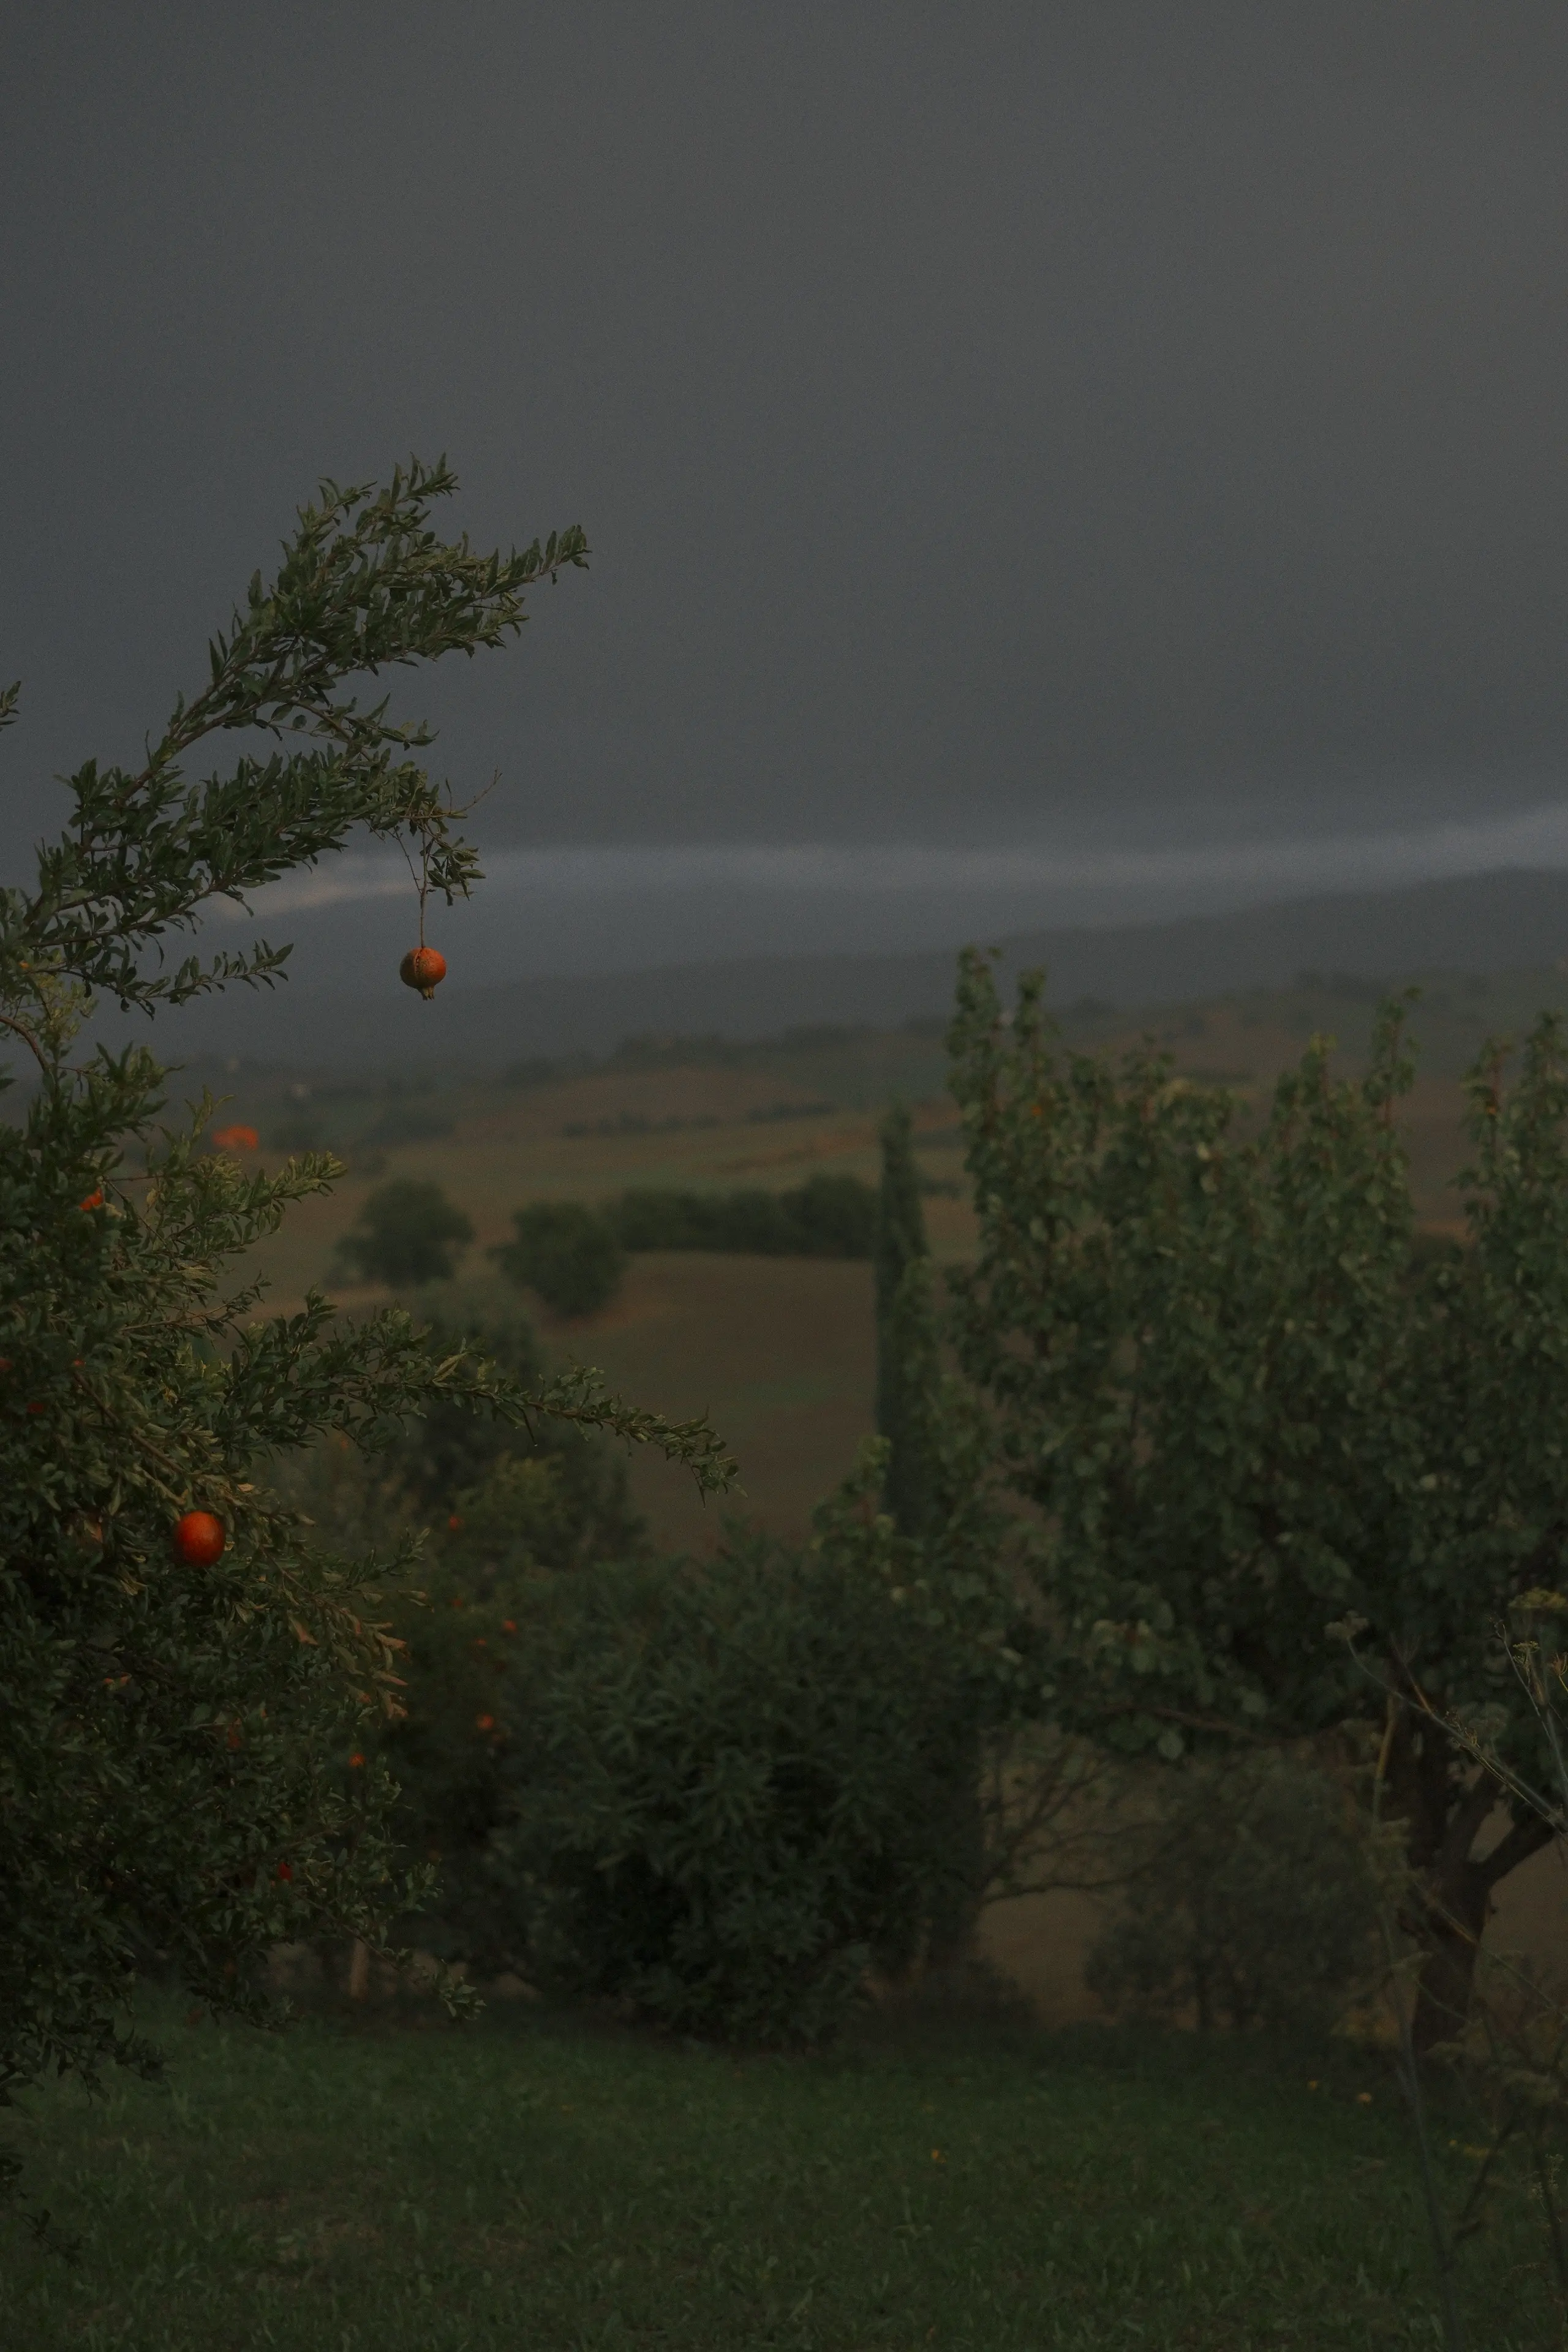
[{"x1": 2, "y1": 1994, "x2": 1556, "y2": 2350}]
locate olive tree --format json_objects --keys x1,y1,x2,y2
[{"x1": 0, "y1": 462, "x2": 731, "y2": 2195}]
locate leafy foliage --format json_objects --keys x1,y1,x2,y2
[
  {"x1": 285, "y1": 1300, "x2": 650, "y2": 1968},
  {"x1": 369, "y1": 1453, "x2": 624, "y2": 1970},
  {"x1": 944, "y1": 948, "x2": 1566, "y2": 2038},
  {"x1": 0, "y1": 462, "x2": 586, "y2": 1035},
  {"x1": 0, "y1": 462, "x2": 733, "y2": 2192},
  {"x1": 334, "y1": 1178, "x2": 474, "y2": 1287},
  {"x1": 355, "y1": 1419, "x2": 1038, "y2": 2039},
  {"x1": 491, "y1": 1200, "x2": 626, "y2": 1316},
  {"x1": 486, "y1": 1494, "x2": 994, "y2": 2042},
  {"x1": 608, "y1": 1172, "x2": 878, "y2": 1257},
  {"x1": 377, "y1": 1308, "x2": 1071, "y2": 2027}
]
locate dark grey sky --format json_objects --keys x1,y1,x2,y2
[{"x1": 5, "y1": 3, "x2": 1568, "y2": 907}]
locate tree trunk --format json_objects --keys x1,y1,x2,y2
[
  {"x1": 1408, "y1": 1856, "x2": 1493, "y2": 2056},
  {"x1": 1405, "y1": 1800, "x2": 1555, "y2": 2057},
  {"x1": 1382, "y1": 1686, "x2": 1556, "y2": 2058}
]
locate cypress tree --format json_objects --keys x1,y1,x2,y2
[{"x1": 873, "y1": 1102, "x2": 932, "y2": 1531}]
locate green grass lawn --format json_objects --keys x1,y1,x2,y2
[{"x1": 3, "y1": 1994, "x2": 1556, "y2": 2350}]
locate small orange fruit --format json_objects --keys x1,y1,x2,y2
[
  {"x1": 78, "y1": 1188, "x2": 104, "y2": 1211},
  {"x1": 173, "y1": 1509, "x2": 225, "y2": 1567},
  {"x1": 399, "y1": 946, "x2": 447, "y2": 1000}
]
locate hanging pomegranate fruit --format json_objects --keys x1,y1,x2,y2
[
  {"x1": 399, "y1": 946, "x2": 447, "y2": 1000},
  {"x1": 172, "y1": 1510, "x2": 226, "y2": 1567}
]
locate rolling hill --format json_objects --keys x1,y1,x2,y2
[{"x1": 85, "y1": 864, "x2": 1568, "y2": 1075}]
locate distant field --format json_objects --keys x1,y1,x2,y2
[
  {"x1": 234, "y1": 1033, "x2": 971, "y2": 1548},
  {"x1": 214, "y1": 965, "x2": 1568, "y2": 1541},
  {"x1": 536, "y1": 1251, "x2": 878, "y2": 1552}
]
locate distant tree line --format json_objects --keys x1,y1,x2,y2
[
  {"x1": 606, "y1": 1172, "x2": 877, "y2": 1258},
  {"x1": 334, "y1": 1170, "x2": 883, "y2": 1316}
]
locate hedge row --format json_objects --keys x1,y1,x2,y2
[{"x1": 607, "y1": 1172, "x2": 877, "y2": 1257}]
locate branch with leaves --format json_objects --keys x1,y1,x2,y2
[{"x1": 1, "y1": 459, "x2": 586, "y2": 1022}]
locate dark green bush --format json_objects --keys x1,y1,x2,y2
[
  {"x1": 1084, "y1": 1748, "x2": 1378, "y2": 2035},
  {"x1": 369, "y1": 1401, "x2": 1024, "y2": 2035},
  {"x1": 480, "y1": 1529, "x2": 984, "y2": 2042},
  {"x1": 334, "y1": 1178, "x2": 474, "y2": 1287},
  {"x1": 277, "y1": 1303, "x2": 649, "y2": 1971},
  {"x1": 375, "y1": 1458, "x2": 601, "y2": 1968},
  {"x1": 491, "y1": 1200, "x2": 626, "y2": 1316},
  {"x1": 608, "y1": 1172, "x2": 877, "y2": 1258}
]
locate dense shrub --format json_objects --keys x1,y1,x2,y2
[
  {"x1": 609, "y1": 1172, "x2": 877, "y2": 1258},
  {"x1": 372, "y1": 1458, "x2": 1000, "y2": 2039},
  {"x1": 1084, "y1": 1748, "x2": 1378, "y2": 2035},
  {"x1": 334, "y1": 1178, "x2": 475, "y2": 1287},
  {"x1": 374, "y1": 1458, "x2": 605, "y2": 1967},
  {"x1": 277, "y1": 1307, "x2": 649, "y2": 1968},
  {"x1": 491, "y1": 1200, "x2": 626, "y2": 1315},
  {"x1": 481, "y1": 1531, "x2": 987, "y2": 2041}
]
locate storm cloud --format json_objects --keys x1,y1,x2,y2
[{"x1": 4, "y1": 4, "x2": 1568, "y2": 952}]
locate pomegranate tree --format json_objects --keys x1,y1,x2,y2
[{"x1": 0, "y1": 462, "x2": 733, "y2": 2203}]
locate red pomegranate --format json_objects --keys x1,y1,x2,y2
[
  {"x1": 399, "y1": 946, "x2": 447, "y2": 1000},
  {"x1": 172, "y1": 1510, "x2": 226, "y2": 1567}
]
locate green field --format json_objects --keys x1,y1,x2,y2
[{"x1": 4, "y1": 1992, "x2": 1556, "y2": 2350}]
